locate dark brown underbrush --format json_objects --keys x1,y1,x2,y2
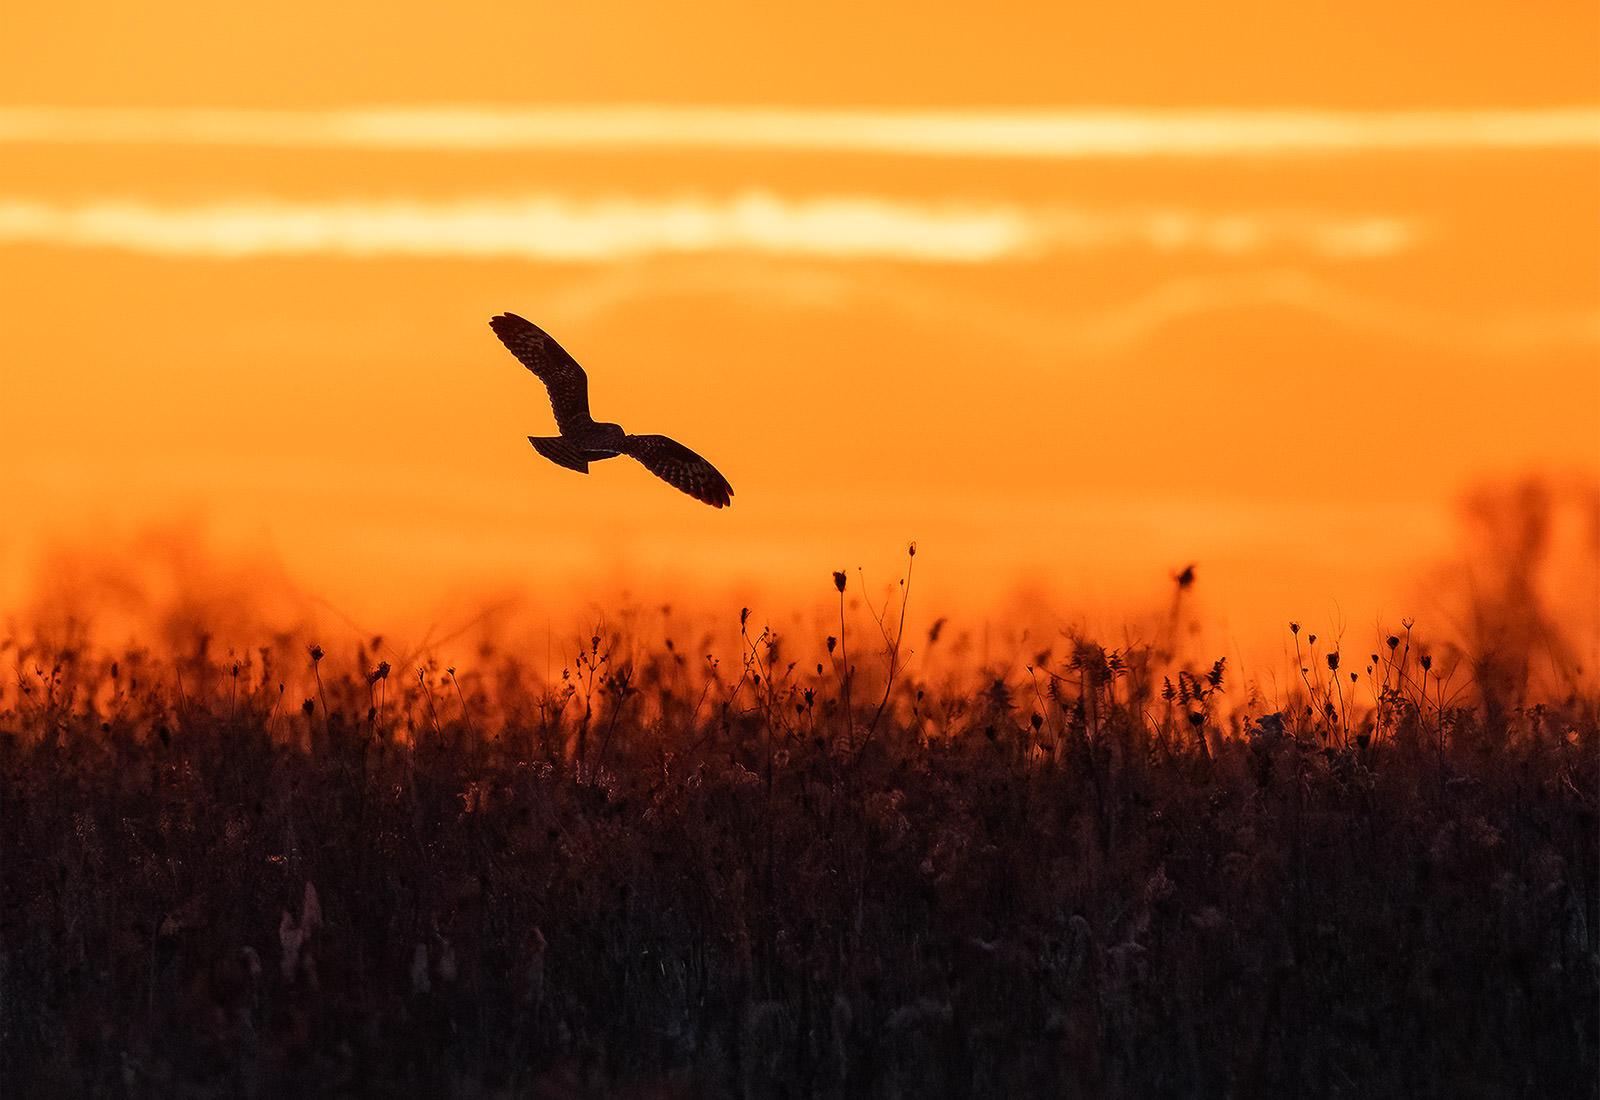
[{"x1": 2, "y1": 612, "x2": 1595, "y2": 1099}]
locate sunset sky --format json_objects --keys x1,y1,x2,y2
[{"x1": 2, "y1": 1, "x2": 1596, "y2": 672}]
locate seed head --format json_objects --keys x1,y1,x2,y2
[
  {"x1": 1326, "y1": 652, "x2": 1340, "y2": 672},
  {"x1": 833, "y1": 571, "x2": 847, "y2": 594}
]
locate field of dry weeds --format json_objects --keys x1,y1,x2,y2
[{"x1": 3, "y1": 589, "x2": 1595, "y2": 1098}]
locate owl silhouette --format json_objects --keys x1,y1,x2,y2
[{"x1": 490, "y1": 313, "x2": 733, "y2": 508}]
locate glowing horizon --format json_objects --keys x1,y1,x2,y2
[{"x1": 2, "y1": 105, "x2": 1597, "y2": 157}]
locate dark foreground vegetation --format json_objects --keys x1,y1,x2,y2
[{"x1": 3, "y1": 607, "x2": 1596, "y2": 1099}]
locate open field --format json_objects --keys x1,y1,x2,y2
[
  {"x1": 3, "y1": 587, "x2": 1596, "y2": 1099},
  {"x1": 4, "y1": 4, "x2": 1596, "y2": 1097}
]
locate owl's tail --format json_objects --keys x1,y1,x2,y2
[{"x1": 528, "y1": 436, "x2": 591, "y2": 473}]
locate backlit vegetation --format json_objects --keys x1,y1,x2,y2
[{"x1": 3, "y1": 560, "x2": 1595, "y2": 1098}]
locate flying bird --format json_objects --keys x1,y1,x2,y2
[{"x1": 490, "y1": 312, "x2": 733, "y2": 508}]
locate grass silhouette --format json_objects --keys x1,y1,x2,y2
[{"x1": 2, "y1": 565, "x2": 1595, "y2": 1099}]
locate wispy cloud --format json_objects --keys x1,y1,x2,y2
[
  {"x1": 1065, "y1": 268, "x2": 1600, "y2": 355},
  {"x1": 0, "y1": 192, "x2": 1419, "y2": 263},
  {"x1": 2, "y1": 106, "x2": 1596, "y2": 157}
]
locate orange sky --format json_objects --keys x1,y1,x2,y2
[
  {"x1": 2, "y1": 2, "x2": 1597, "y2": 675},
  {"x1": 3, "y1": 1, "x2": 1595, "y2": 107}
]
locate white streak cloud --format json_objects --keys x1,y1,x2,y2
[
  {"x1": 1, "y1": 106, "x2": 1596, "y2": 157},
  {"x1": 0, "y1": 192, "x2": 1420, "y2": 263}
]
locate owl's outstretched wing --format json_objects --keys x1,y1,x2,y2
[
  {"x1": 490, "y1": 313, "x2": 594, "y2": 434},
  {"x1": 621, "y1": 434, "x2": 734, "y2": 508}
]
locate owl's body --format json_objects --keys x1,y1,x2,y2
[
  {"x1": 527, "y1": 423, "x2": 626, "y2": 472},
  {"x1": 490, "y1": 313, "x2": 733, "y2": 508}
]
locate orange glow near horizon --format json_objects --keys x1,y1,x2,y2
[{"x1": 2, "y1": 3, "x2": 1596, "y2": 678}]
